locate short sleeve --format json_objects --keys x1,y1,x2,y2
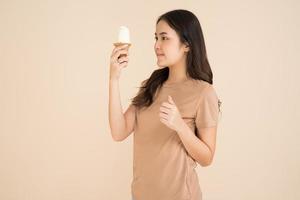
[{"x1": 195, "y1": 85, "x2": 220, "y2": 128}]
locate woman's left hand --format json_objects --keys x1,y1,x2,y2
[{"x1": 159, "y1": 95, "x2": 185, "y2": 132}]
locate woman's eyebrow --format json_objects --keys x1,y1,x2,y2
[{"x1": 154, "y1": 32, "x2": 168, "y2": 35}]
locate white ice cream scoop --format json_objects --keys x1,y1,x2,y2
[{"x1": 114, "y1": 26, "x2": 131, "y2": 47}]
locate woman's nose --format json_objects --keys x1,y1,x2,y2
[{"x1": 154, "y1": 41, "x2": 161, "y2": 50}]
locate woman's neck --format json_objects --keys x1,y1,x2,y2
[{"x1": 166, "y1": 59, "x2": 189, "y2": 83}]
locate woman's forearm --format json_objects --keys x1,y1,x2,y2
[
  {"x1": 108, "y1": 79, "x2": 126, "y2": 141},
  {"x1": 176, "y1": 122, "x2": 212, "y2": 166}
]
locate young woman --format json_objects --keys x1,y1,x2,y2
[{"x1": 109, "y1": 9, "x2": 222, "y2": 200}]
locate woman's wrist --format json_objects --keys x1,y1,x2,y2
[
  {"x1": 175, "y1": 118, "x2": 187, "y2": 134},
  {"x1": 109, "y1": 77, "x2": 119, "y2": 82}
]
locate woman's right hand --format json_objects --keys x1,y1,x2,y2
[{"x1": 109, "y1": 44, "x2": 130, "y2": 81}]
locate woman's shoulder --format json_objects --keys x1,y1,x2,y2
[
  {"x1": 190, "y1": 79, "x2": 213, "y2": 90},
  {"x1": 189, "y1": 79, "x2": 218, "y2": 102}
]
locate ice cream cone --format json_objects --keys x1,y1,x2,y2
[
  {"x1": 114, "y1": 26, "x2": 131, "y2": 58},
  {"x1": 113, "y1": 42, "x2": 131, "y2": 47}
]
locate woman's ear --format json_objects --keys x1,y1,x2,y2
[
  {"x1": 182, "y1": 41, "x2": 190, "y2": 52},
  {"x1": 184, "y1": 44, "x2": 190, "y2": 52}
]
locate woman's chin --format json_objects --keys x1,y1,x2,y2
[{"x1": 157, "y1": 61, "x2": 167, "y2": 68}]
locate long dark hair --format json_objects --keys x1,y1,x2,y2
[{"x1": 131, "y1": 9, "x2": 221, "y2": 112}]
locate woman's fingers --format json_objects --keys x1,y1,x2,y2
[
  {"x1": 159, "y1": 112, "x2": 168, "y2": 120},
  {"x1": 112, "y1": 50, "x2": 129, "y2": 61},
  {"x1": 110, "y1": 44, "x2": 130, "y2": 71},
  {"x1": 110, "y1": 50, "x2": 128, "y2": 65},
  {"x1": 111, "y1": 45, "x2": 126, "y2": 54},
  {"x1": 159, "y1": 106, "x2": 169, "y2": 114},
  {"x1": 111, "y1": 44, "x2": 129, "y2": 55},
  {"x1": 119, "y1": 59, "x2": 129, "y2": 68},
  {"x1": 161, "y1": 102, "x2": 173, "y2": 109},
  {"x1": 118, "y1": 56, "x2": 129, "y2": 64}
]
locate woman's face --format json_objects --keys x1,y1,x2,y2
[{"x1": 154, "y1": 20, "x2": 189, "y2": 68}]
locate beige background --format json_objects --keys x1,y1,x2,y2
[{"x1": 1, "y1": 0, "x2": 299, "y2": 199}]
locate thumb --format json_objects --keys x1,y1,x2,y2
[{"x1": 168, "y1": 95, "x2": 174, "y2": 104}]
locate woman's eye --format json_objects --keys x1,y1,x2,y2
[{"x1": 154, "y1": 36, "x2": 168, "y2": 41}]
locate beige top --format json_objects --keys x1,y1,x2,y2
[{"x1": 131, "y1": 79, "x2": 220, "y2": 200}]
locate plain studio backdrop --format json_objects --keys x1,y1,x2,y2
[{"x1": 0, "y1": 0, "x2": 299, "y2": 199}]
